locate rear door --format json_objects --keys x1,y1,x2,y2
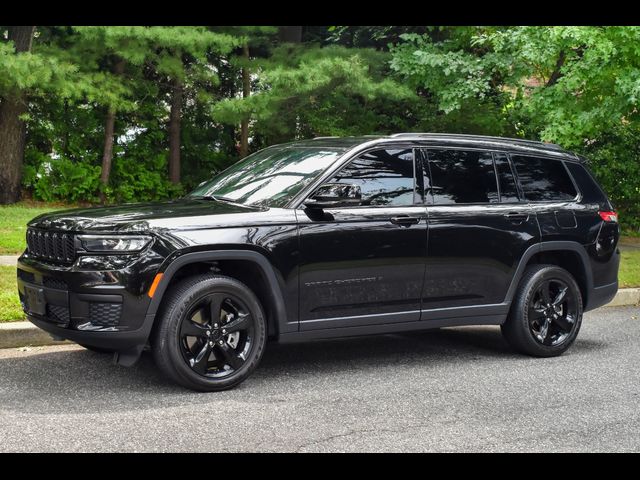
[{"x1": 419, "y1": 148, "x2": 540, "y2": 314}]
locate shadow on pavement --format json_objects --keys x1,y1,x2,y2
[{"x1": 0, "y1": 325, "x2": 607, "y2": 414}]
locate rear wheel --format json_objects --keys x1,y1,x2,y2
[
  {"x1": 152, "y1": 274, "x2": 267, "y2": 391},
  {"x1": 502, "y1": 264, "x2": 583, "y2": 357}
]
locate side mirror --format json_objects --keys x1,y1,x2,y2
[{"x1": 303, "y1": 183, "x2": 362, "y2": 209}]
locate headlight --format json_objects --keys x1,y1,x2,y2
[{"x1": 78, "y1": 235, "x2": 152, "y2": 253}]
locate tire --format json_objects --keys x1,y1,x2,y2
[
  {"x1": 78, "y1": 344, "x2": 114, "y2": 354},
  {"x1": 501, "y1": 264, "x2": 583, "y2": 357},
  {"x1": 151, "y1": 273, "x2": 267, "y2": 392}
]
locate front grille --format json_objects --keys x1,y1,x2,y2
[
  {"x1": 26, "y1": 229, "x2": 75, "y2": 264},
  {"x1": 89, "y1": 302, "x2": 122, "y2": 328},
  {"x1": 46, "y1": 304, "x2": 71, "y2": 326}
]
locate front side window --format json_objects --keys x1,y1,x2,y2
[
  {"x1": 327, "y1": 148, "x2": 416, "y2": 206},
  {"x1": 188, "y1": 146, "x2": 343, "y2": 207},
  {"x1": 511, "y1": 155, "x2": 577, "y2": 202},
  {"x1": 426, "y1": 149, "x2": 499, "y2": 204}
]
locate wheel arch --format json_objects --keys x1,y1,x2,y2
[
  {"x1": 505, "y1": 241, "x2": 594, "y2": 308},
  {"x1": 145, "y1": 250, "x2": 289, "y2": 338}
]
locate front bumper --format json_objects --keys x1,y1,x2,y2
[
  {"x1": 28, "y1": 314, "x2": 155, "y2": 351},
  {"x1": 17, "y1": 251, "x2": 163, "y2": 351}
]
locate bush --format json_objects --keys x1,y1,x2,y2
[{"x1": 30, "y1": 156, "x2": 102, "y2": 203}]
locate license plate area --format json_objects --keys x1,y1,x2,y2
[{"x1": 24, "y1": 285, "x2": 46, "y2": 316}]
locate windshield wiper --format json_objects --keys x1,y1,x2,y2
[
  {"x1": 197, "y1": 194, "x2": 237, "y2": 203},
  {"x1": 192, "y1": 194, "x2": 264, "y2": 209}
]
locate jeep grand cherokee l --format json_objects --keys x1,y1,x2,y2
[{"x1": 17, "y1": 133, "x2": 620, "y2": 391}]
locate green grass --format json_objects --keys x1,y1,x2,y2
[
  {"x1": 620, "y1": 249, "x2": 640, "y2": 288},
  {"x1": 0, "y1": 266, "x2": 22, "y2": 322},
  {"x1": 0, "y1": 201, "x2": 67, "y2": 254}
]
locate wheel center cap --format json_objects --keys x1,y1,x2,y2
[{"x1": 210, "y1": 329, "x2": 222, "y2": 341}]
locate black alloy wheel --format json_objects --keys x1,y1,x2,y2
[
  {"x1": 178, "y1": 293, "x2": 254, "y2": 378},
  {"x1": 502, "y1": 264, "x2": 583, "y2": 357},
  {"x1": 527, "y1": 278, "x2": 579, "y2": 347},
  {"x1": 153, "y1": 274, "x2": 267, "y2": 391}
]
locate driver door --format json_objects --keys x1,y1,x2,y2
[{"x1": 295, "y1": 147, "x2": 428, "y2": 331}]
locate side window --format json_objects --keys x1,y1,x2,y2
[
  {"x1": 426, "y1": 149, "x2": 499, "y2": 204},
  {"x1": 494, "y1": 153, "x2": 520, "y2": 203},
  {"x1": 511, "y1": 155, "x2": 577, "y2": 202},
  {"x1": 564, "y1": 162, "x2": 608, "y2": 205},
  {"x1": 329, "y1": 148, "x2": 416, "y2": 206}
]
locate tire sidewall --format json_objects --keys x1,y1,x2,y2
[
  {"x1": 159, "y1": 276, "x2": 267, "y2": 391},
  {"x1": 511, "y1": 266, "x2": 583, "y2": 356}
]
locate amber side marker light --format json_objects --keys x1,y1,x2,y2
[{"x1": 148, "y1": 273, "x2": 164, "y2": 298}]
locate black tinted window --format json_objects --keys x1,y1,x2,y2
[
  {"x1": 564, "y1": 162, "x2": 607, "y2": 205},
  {"x1": 427, "y1": 149, "x2": 498, "y2": 204},
  {"x1": 494, "y1": 153, "x2": 520, "y2": 202},
  {"x1": 330, "y1": 149, "x2": 415, "y2": 206},
  {"x1": 512, "y1": 155, "x2": 577, "y2": 202}
]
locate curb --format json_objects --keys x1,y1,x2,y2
[
  {"x1": 0, "y1": 256, "x2": 19, "y2": 267},
  {"x1": 1, "y1": 288, "x2": 638, "y2": 350},
  {"x1": 0, "y1": 321, "x2": 70, "y2": 349},
  {"x1": 606, "y1": 287, "x2": 640, "y2": 307}
]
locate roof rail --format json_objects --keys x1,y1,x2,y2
[{"x1": 389, "y1": 132, "x2": 563, "y2": 151}]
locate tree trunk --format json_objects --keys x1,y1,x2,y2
[
  {"x1": 274, "y1": 27, "x2": 302, "y2": 144},
  {"x1": 546, "y1": 50, "x2": 566, "y2": 87},
  {"x1": 168, "y1": 79, "x2": 183, "y2": 184},
  {"x1": 239, "y1": 43, "x2": 251, "y2": 159},
  {"x1": 0, "y1": 26, "x2": 36, "y2": 204},
  {"x1": 99, "y1": 58, "x2": 125, "y2": 202}
]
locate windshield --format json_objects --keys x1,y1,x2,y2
[{"x1": 187, "y1": 146, "x2": 344, "y2": 208}]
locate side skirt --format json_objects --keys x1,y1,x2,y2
[{"x1": 278, "y1": 312, "x2": 507, "y2": 344}]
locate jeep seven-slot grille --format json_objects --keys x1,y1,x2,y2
[{"x1": 26, "y1": 229, "x2": 75, "y2": 264}]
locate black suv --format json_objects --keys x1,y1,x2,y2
[{"x1": 17, "y1": 133, "x2": 620, "y2": 391}]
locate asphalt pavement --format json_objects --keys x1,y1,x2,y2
[{"x1": 0, "y1": 306, "x2": 639, "y2": 452}]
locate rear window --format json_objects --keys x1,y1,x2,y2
[
  {"x1": 426, "y1": 149, "x2": 499, "y2": 204},
  {"x1": 511, "y1": 155, "x2": 577, "y2": 202}
]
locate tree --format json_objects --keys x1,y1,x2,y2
[
  {"x1": 71, "y1": 26, "x2": 242, "y2": 190},
  {"x1": 213, "y1": 44, "x2": 419, "y2": 145},
  {"x1": 99, "y1": 56, "x2": 126, "y2": 197},
  {"x1": 0, "y1": 26, "x2": 35, "y2": 204},
  {"x1": 390, "y1": 26, "x2": 640, "y2": 230}
]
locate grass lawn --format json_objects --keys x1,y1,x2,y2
[
  {"x1": 620, "y1": 249, "x2": 640, "y2": 288},
  {"x1": 0, "y1": 201, "x2": 67, "y2": 255},
  {"x1": 0, "y1": 266, "x2": 22, "y2": 322}
]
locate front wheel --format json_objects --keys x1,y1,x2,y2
[
  {"x1": 152, "y1": 274, "x2": 267, "y2": 391},
  {"x1": 501, "y1": 264, "x2": 583, "y2": 357}
]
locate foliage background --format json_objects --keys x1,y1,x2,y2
[{"x1": 2, "y1": 25, "x2": 639, "y2": 232}]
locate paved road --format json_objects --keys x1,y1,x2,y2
[{"x1": 0, "y1": 306, "x2": 639, "y2": 452}]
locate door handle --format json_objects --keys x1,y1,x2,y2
[
  {"x1": 504, "y1": 212, "x2": 529, "y2": 223},
  {"x1": 390, "y1": 216, "x2": 421, "y2": 226}
]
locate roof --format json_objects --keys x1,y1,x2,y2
[{"x1": 281, "y1": 133, "x2": 581, "y2": 161}]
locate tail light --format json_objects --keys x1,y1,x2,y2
[{"x1": 599, "y1": 211, "x2": 618, "y2": 223}]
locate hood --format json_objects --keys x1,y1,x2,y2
[{"x1": 27, "y1": 198, "x2": 268, "y2": 233}]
